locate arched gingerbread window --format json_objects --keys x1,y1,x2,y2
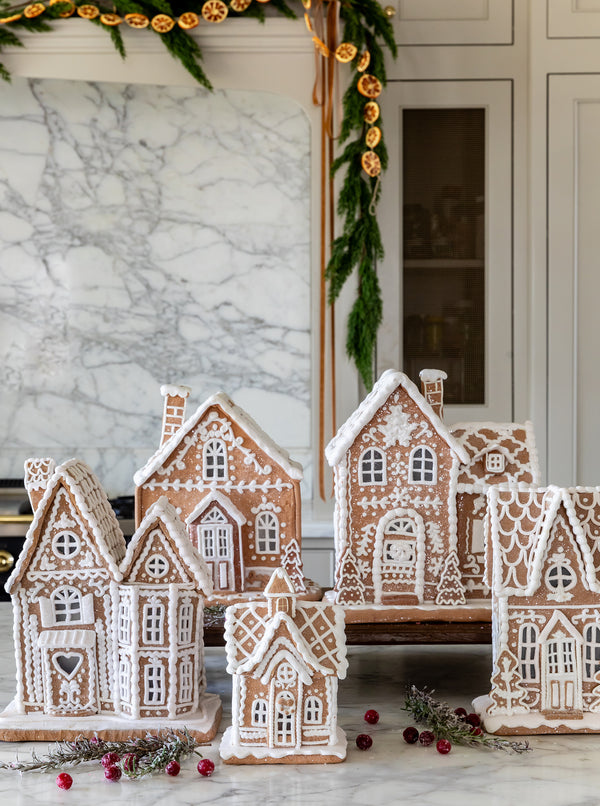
[
  {"x1": 409, "y1": 446, "x2": 437, "y2": 484},
  {"x1": 359, "y1": 447, "x2": 386, "y2": 485},
  {"x1": 203, "y1": 439, "x2": 228, "y2": 481}
]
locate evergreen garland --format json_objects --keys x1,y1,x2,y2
[{"x1": 0, "y1": 0, "x2": 396, "y2": 388}]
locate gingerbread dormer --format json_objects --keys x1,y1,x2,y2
[{"x1": 134, "y1": 388, "x2": 309, "y2": 601}]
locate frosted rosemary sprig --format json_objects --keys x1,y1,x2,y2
[
  {"x1": 204, "y1": 603, "x2": 227, "y2": 627},
  {"x1": 0, "y1": 728, "x2": 202, "y2": 777},
  {"x1": 404, "y1": 686, "x2": 530, "y2": 754}
]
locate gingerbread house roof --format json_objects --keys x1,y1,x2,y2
[
  {"x1": 224, "y1": 599, "x2": 347, "y2": 679},
  {"x1": 6, "y1": 458, "x2": 126, "y2": 593},
  {"x1": 134, "y1": 391, "x2": 303, "y2": 486},
  {"x1": 185, "y1": 490, "x2": 246, "y2": 527},
  {"x1": 487, "y1": 485, "x2": 600, "y2": 597},
  {"x1": 325, "y1": 369, "x2": 469, "y2": 467},
  {"x1": 264, "y1": 566, "x2": 297, "y2": 596},
  {"x1": 451, "y1": 421, "x2": 540, "y2": 490},
  {"x1": 121, "y1": 496, "x2": 213, "y2": 595}
]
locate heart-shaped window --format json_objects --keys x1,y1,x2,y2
[{"x1": 53, "y1": 653, "x2": 83, "y2": 679}]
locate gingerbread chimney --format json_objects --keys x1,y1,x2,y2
[
  {"x1": 24, "y1": 457, "x2": 56, "y2": 512},
  {"x1": 419, "y1": 369, "x2": 447, "y2": 420},
  {"x1": 159, "y1": 384, "x2": 191, "y2": 446}
]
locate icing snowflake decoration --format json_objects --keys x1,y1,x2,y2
[{"x1": 378, "y1": 405, "x2": 418, "y2": 448}]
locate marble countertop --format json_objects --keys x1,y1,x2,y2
[{"x1": 0, "y1": 604, "x2": 596, "y2": 805}]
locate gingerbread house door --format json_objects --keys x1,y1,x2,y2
[
  {"x1": 373, "y1": 511, "x2": 425, "y2": 603},
  {"x1": 270, "y1": 663, "x2": 299, "y2": 748},
  {"x1": 198, "y1": 506, "x2": 235, "y2": 592},
  {"x1": 540, "y1": 614, "x2": 583, "y2": 716},
  {"x1": 38, "y1": 631, "x2": 98, "y2": 716}
]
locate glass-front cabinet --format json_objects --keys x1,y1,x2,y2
[{"x1": 378, "y1": 80, "x2": 513, "y2": 423}]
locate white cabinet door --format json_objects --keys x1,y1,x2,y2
[
  {"x1": 391, "y1": 0, "x2": 513, "y2": 45},
  {"x1": 377, "y1": 79, "x2": 514, "y2": 424},
  {"x1": 547, "y1": 74, "x2": 600, "y2": 485}
]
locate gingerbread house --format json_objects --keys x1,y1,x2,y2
[
  {"x1": 475, "y1": 485, "x2": 600, "y2": 734},
  {"x1": 220, "y1": 567, "x2": 348, "y2": 764},
  {"x1": 325, "y1": 368, "x2": 539, "y2": 620},
  {"x1": 0, "y1": 457, "x2": 221, "y2": 741},
  {"x1": 134, "y1": 386, "x2": 314, "y2": 602}
]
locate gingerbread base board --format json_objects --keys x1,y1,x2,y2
[
  {"x1": 321, "y1": 592, "x2": 491, "y2": 624},
  {"x1": 219, "y1": 726, "x2": 347, "y2": 764},
  {"x1": 0, "y1": 693, "x2": 222, "y2": 743},
  {"x1": 473, "y1": 695, "x2": 600, "y2": 735}
]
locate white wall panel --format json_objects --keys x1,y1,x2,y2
[{"x1": 392, "y1": 0, "x2": 513, "y2": 45}]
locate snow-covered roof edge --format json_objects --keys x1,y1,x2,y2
[
  {"x1": 134, "y1": 391, "x2": 303, "y2": 486},
  {"x1": 121, "y1": 496, "x2": 213, "y2": 596},
  {"x1": 6, "y1": 458, "x2": 126, "y2": 593},
  {"x1": 186, "y1": 490, "x2": 245, "y2": 527},
  {"x1": 325, "y1": 369, "x2": 469, "y2": 467}
]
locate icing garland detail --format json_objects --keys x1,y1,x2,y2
[{"x1": 0, "y1": 0, "x2": 397, "y2": 388}]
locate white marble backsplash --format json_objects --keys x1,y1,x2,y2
[{"x1": 0, "y1": 78, "x2": 311, "y2": 497}]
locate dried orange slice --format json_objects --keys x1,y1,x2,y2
[
  {"x1": 49, "y1": 0, "x2": 75, "y2": 15},
  {"x1": 303, "y1": 11, "x2": 312, "y2": 32},
  {"x1": 201, "y1": 0, "x2": 228, "y2": 21},
  {"x1": 363, "y1": 101, "x2": 380, "y2": 124},
  {"x1": 0, "y1": 12, "x2": 22, "y2": 22},
  {"x1": 77, "y1": 4, "x2": 99, "y2": 17},
  {"x1": 255, "y1": 0, "x2": 270, "y2": 4},
  {"x1": 100, "y1": 12, "x2": 122, "y2": 24},
  {"x1": 365, "y1": 126, "x2": 381, "y2": 149},
  {"x1": 312, "y1": 36, "x2": 329, "y2": 58},
  {"x1": 357, "y1": 51, "x2": 370, "y2": 72},
  {"x1": 23, "y1": 3, "x2": 45, "y2": 18},
  {"x1": 125, "y1": 12, "x2": 149, "y2": 27},
  {"x1": 357, "y1": 73, "x2": 382, "y2": 99},
  {"x1": 361, "y1": 150, "x2": 381, "y2": 177},
  {"x1": 301, "y1": 0, "x2": 310, "y2": 7},
  {"x1": 229, "y1": 0, "x2": 250, "y2": 11},
  {"x1": 335, "y1": 42, "x2": 357, "y2": 63},
  {"x1": 151, "y1": 12, "x2": 175, "y2": 30},
  {"x1": 178, "y1": 10, "x2": 200, "y2": 26}
]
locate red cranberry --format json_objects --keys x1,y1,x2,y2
[
  {"x1": 165, "y1": 760, "x2": 180, "y2": 777},
  {"x1": 418, "y1": 730, "x2": 435, "y2": 746},
  {"x1": 355, "y1": 733, "x2": 373, "y2": 750},
  {"x1": 121, "y1": 753, "x2": 137, "y2": 773},
  {"x1": 454, "y1": 707, "x2": 467, "y2": 719},
  {"x1": 104, "y1": 764, "x2": 122, "y2": 782},
  {"x1": 56, "y1": 772, "x2": 73, "y2": 790},
  {"x1": 436, "y1": 739, "x2": 452, "y2": 755},
  {"x1": 364, "y1": 709, "x2": 379, "y2": 725},
  {"x1": 402, "y1": 726, "x2": 419, "y2": 744},
  {"x1": 101, "y1": 752, "x2": 120, "y2": 768},
  {"x1": 466, "y1": 713, "x2": 481, "y2": 728},
  {"x1": 471, "y1": 726, "x2": 483, "y2": 737},
  {"x1": 197, "y1": 758, "x2": 215, "y2": 777}
]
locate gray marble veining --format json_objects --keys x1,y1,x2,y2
[{"x1": 0, "y1": 78, "x2": 311, "y2": 496}]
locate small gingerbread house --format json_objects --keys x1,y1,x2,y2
[
  {"x1": 134, "y1": 386, "x2": 310, "y2": 602},
  {"x1": 220, "y1": 568, "x2": 348, "y2": 764},
  {"x1": 475, "y1": 485, "x2": 600, "y2": 734},
  {"x1": 0, "y1": 457, "x2": 220, "y2": 741},
  {"x1": 326, "y1": 368, "x2": 539, "y2": 620}
]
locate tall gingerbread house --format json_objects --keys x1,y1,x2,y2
[
  {"x1": 134, "y1": 386, "x2": 310, "y2": 601},
  {"x1": 475, "y1": 485, "x2": 600, "y2": 734},
  {"x1": 220, "y1": 568, "x2": 348, "y2": 764},
  {"x1": 325, "y1": 368, "x2": 539, "y2": 620},
  {"x1": 0, "y1": 457, "x2": 220, "y2": 740}
]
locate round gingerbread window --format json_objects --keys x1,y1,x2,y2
[
  {"x1": 145, "y1": 554, "x2": 169, "y2": 579},
  {"x1": 52, "y1": 531, "x2": 80, "y2": 559}
]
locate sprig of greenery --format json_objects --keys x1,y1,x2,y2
[
  {"x1": 404, "y1": 686, "x2": 531, "y2": 754},
  {"x1": 0, "y1": 728, "x2": 203, "y2": 776}
]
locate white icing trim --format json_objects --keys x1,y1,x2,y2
[
  {"x1": 134, "y1": 391, "x2": 303, "y2": 486},
  {"x1": 371, "y1": 508, "x2": 426, "y2": 605},
  {"x1": 186, "y1": 490, "x2": 246, "y2": 527},
  {"x1": 160, "y1": 384, "x2": 191, "y2": 399},
  {"x1": 219, "y1": 725, "x2": 347, "y2": 760},
  {"x1": 38, "y1": 629, "x2": 96, "y2": 648},
  {"x1": 325, "y1": 369, "x2": 470, "y2": 468},
  {"x1": 418, "y1": 369, "x2": 448, "y2": 384}
]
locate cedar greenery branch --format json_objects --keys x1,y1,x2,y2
[{"x1": 0, "y1": 0, "x2": 397, "y2": 388}]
